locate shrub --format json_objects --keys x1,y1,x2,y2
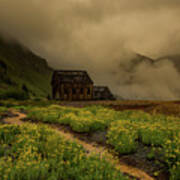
[
  {"x1": 107, "y1": 121, "x2": 138, "y2": 154},
  {"x1": 0, "y1": 88, "x2": 29, "y2": 100},
  {"x1": 161, "y1": 133, "x2": 180, "y2": 180}
]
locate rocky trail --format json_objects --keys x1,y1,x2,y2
[{"x1": 2, "y1": 110, "x2": 167, "y2": 180}]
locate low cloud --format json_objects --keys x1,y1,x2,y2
[{"x1": 112, "y1": 59, "x2": 180, "y2": 100}]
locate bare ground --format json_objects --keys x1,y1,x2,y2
[{"x1": 59, "y1": 100, "x2": 180, "y2": 117}]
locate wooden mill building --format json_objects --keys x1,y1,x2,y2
[{"x1": 51, "y1": 70, "x2": 94, "y2": 100}]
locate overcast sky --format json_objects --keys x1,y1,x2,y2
[{"x1": 1, "y1": 0, "x2": 180, "y2": 99}]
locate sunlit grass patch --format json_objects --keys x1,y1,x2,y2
[
  {"x1": 26, "y1": 105, "x2": 119, "y2": 132},
  {"x1": 160, "y1": 133, "x2": 180, "y2": 180},
  {"x1": 107, "y1": 121, "x2": 138, "y2": 154},
  {"x1": 0, "y1": 123, "x2": 128, "y2": 180}
]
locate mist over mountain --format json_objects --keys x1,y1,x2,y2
[
  {"x1": 104, "y1": 53, "x2": 180, "y2": 100},
  {"x1": 1, "y1": 34, "x2": 180, "y2": 100},
  {"x1": 156, "y1": 55, "x2": 180, "y2": 72}
]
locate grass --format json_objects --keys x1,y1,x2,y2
[
  {"x1": 0, "y1": 88, "x2": 29, "y2": 100},
  {"x1": 0, "y1": 123, "x2": 128, "y2": 180},
  {"x1": 26, "y1": 105, "x2": 119, "y2": 132},
  {"x1": 23, "y1": 104, "x2": 180, "y2": 179},
  {"x1": 0, "y1": 99, "x2": 58, "y2": 109},
  {"x1": 107, "y1": 111, "x2": 180, "y2": 179}
]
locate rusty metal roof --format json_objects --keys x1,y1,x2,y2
[{"x1": 52, "y1": 70, "x2": 93, "y2": 84}]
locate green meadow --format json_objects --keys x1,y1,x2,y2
[{"x1": 0, "y1": 100, "x2": 180, "y2": 179}]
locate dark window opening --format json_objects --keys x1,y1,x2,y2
[
  {"x1": 72, "y1": 88, "x2": 76, "y2": 94},
  {"x1": 80, "y1": 88, "x2": 84, "y2": 94},
  {"x1": 87, "y1": 88, "x2": 91, "y2": 95},
  {"x1": 64, "y1": 88, "x2": 68, "y2": 95}
]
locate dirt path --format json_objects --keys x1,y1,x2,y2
[
  {"x1": 3, "y1": 111, "x2": 26, "y2": 125},
  {"x1": 3, "y1": 110, "x2": 157, "y2": 180}
]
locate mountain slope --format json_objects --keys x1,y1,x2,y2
[{"x1": 0, "y1": 36, "x2": 53, "y2": 99}]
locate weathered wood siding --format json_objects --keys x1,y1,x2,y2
[{"x1": 56, "y1": 83, "x2": 93, "y2": 101}]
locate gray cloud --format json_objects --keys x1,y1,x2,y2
[{"x1": 1, "y1": 0, "x2": 180, "y2": 100}]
